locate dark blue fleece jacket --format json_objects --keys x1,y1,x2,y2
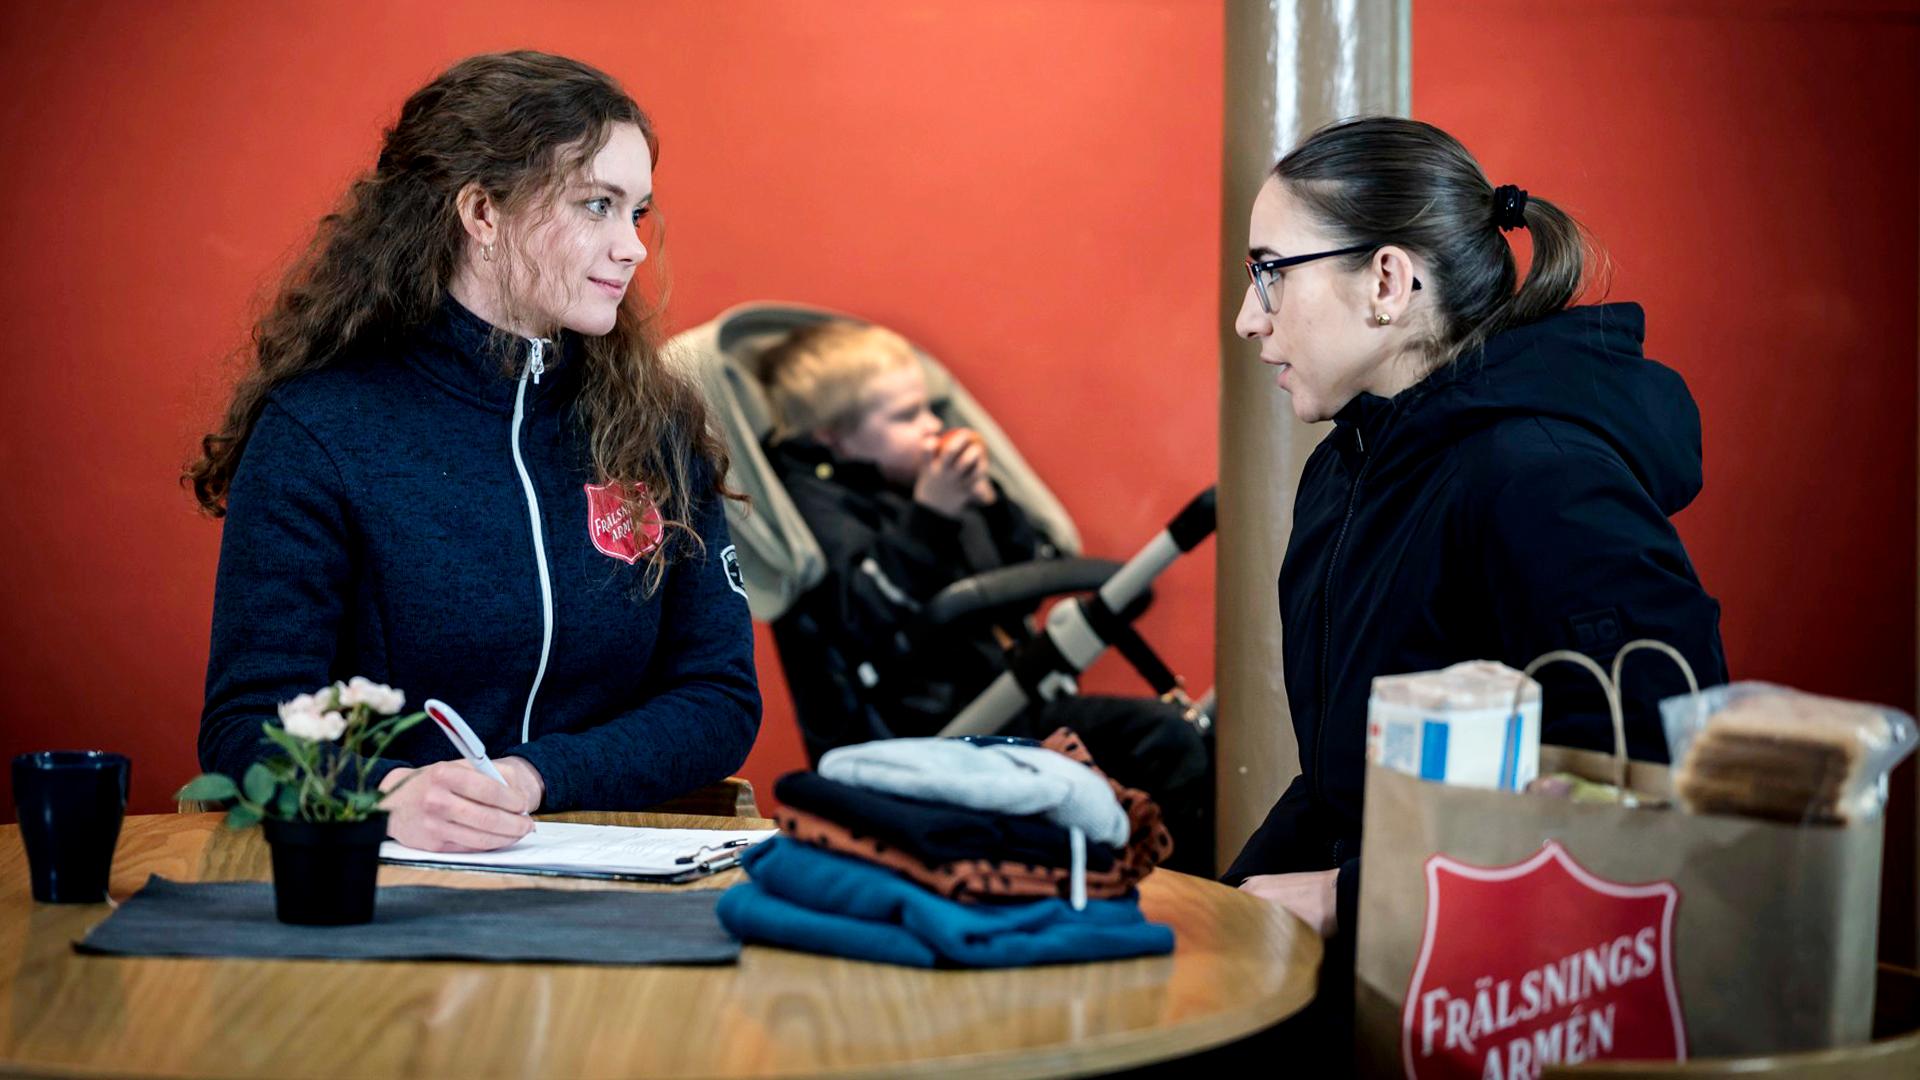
[{"x1": 199, "y1": 299, "x2": 761, "y2": 810}]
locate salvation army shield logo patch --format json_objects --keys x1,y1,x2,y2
[
  {"x1": 720, "y1": 545, "x2": 748, "y2": 599},
  {"x1": 1402, "y1": 840, "x2": 1685, "y2": 1079},
  {"x1": 584, "y1": 482, "x2": 663, "y2": 565}
]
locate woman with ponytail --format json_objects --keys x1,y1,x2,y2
[
  {"x1": 191, "y1": 52, "x2": 759, "y2": 852},
  {"x1": 1222, "y1": 116, "x2": 1725, "y2": 1039}
]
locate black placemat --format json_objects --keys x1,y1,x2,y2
[{"x1": 76, "y1": 876, "x2": 740, "y2": 965}]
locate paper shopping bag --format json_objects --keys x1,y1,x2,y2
[{"x1": 1354, "y1": 644, "x2": 1886, "y2": 1078}]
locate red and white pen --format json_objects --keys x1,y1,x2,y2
[{"x1": 423, "y1": 698, "x2": 510, "y2": 789}]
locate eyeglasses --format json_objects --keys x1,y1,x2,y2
[{"x1": 1244, "y1": 244, "x2": 1423, "y2": 315}]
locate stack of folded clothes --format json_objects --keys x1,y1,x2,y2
[{"x1": 715, "y1": 729, "x2": 1178, "y2": 968}]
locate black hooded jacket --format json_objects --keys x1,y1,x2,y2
[{"x1": 1222, "y1": 303, "x2": 1727, "y2": 932}]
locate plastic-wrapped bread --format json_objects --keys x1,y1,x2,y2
[{"x1": 1662, "y1": 683, "x2": 1917, "y2": 824}]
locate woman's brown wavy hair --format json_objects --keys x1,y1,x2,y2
[{"x1": 186, "y1": 50, "x2": 734, "y2": 589}]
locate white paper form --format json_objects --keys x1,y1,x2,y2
[{"x1": 379, "y1": 821, "x2": 776, "y2": 881}]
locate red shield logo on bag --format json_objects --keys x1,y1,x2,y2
[
  {"x1": 1402, "y1": 841, "x2": 1685, "y2": 1079},
  {"x1": 585, "y1": 482, "x2": 663, "y2": 564}
]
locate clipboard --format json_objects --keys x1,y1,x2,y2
[
  {"x1": 376, "y1": 855, "x2": 746, "y2": 885},
  {"x1": 378, "y1": 822, "x2": 773, "y2": 885}
]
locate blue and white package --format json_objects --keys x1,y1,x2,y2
[{"x1": 1366, "y1": 661, "x2": 1542, "y2": 791}]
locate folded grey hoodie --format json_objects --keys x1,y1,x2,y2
[{"x1": 817, "y1": 738, "x2": 1130, "y2": 849}]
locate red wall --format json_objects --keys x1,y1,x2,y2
[
  {"x1": 0, "y1": 3, "x2": 1224, "y2": 817},
  {"x1": 1414, "y1": 0, "x2": 1920, "y2": 960},
  {"x1": 3, "y1": 2, "x2": 1915, "y2": 955}
]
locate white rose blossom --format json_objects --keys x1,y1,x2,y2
[
  {"x1": 279, "y1": 678, "x2": 409, "y2": 742},
  {"x1": 277, "y1": 693, "x2": 340, "y2": 742},
  {"x1": 372, "y1": 684, "x2": 405, "y2": 715},
  {"x1": 337, "y1": 676, "x2": 405, "y2": 716}
]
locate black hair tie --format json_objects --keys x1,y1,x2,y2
[{"x1": 1492, "y1": 184, "x2": 1529, "y2": 231}]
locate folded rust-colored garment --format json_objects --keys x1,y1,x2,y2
[
  {"x1": 776, "y1": 804, "x2": 1131, "y2": 902},
  {"x1": 1043, "y1": 727, "x2": 1175, "y2": 877},
  {"x1": 775, "y1": 728, "x2": 1175, "y2": 904}
]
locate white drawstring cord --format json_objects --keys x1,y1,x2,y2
[{"x1": 1068, "y1": 825, "x2": 1087, "y2": 911}]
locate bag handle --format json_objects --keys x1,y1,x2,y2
[
  {"x1": 1610, "y1": 639, "x2": 1700, "y2": 721},
  {"x1": 1513, "y1": 650, "x2": 1623, "y2": 789},
  {"x1": 1509, "y1": 638, "x2": 1700, "y2": 795}
]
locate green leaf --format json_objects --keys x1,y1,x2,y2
[
  {"x1": 261, "y1": 723, "x2": 309, "y2": 759},
  {"x1": 275, "y1": 785, "x2": 300, "y2": 820},
  {"x1": 356, "y1": 714, "x2": 403, "y2": 747},
  {"x1": 176, "y1": 774, "x2": 239, "y2": 803},
  {"x1": 346, "y1": 789, "x2": 380, "y2": 814},
  {"x1": 242, "y1": 762, "x2": 279, "y2": 805},
  {"x1": 225, "y1": 803, "x2": 262, "y2": 830}
]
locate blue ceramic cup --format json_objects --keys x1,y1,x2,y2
[{"x1": 12, "y1": 751, "x2": 130, "y2": 903}]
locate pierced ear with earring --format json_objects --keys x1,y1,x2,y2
[
  {"x1": 482, "y1": 244, "x2": 495, "y2": 263},
  {"x1": 1375, "y1": 312, "x2": 1392, "y2": 325}
]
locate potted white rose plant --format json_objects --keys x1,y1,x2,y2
[{"x1": 177, "y1": 677, "x2": 424, "y2": 925}]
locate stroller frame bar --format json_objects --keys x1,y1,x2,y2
[{"x1": 938, "y1": 487, "x2": 1217, "y2": 737}]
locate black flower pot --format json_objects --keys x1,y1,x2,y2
[{"x1": 262, "y1": 814, "x2": 388, "y2": 926}]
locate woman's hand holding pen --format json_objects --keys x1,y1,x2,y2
[
  {"x1": 378, "y1": 757, "x2": 542, "y2": 852},
  {"x1": 495, "y1": 756, "x2": 545, "y2": 814}
]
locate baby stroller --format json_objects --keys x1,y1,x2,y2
[{"x1": 668, "y1": 301, "x2": 1218, "y2": 765}]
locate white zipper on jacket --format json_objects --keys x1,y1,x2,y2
[{"x1": 510, "y1": 337, "x2": 554, "y2": 745}]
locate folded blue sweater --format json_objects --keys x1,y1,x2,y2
[{"x1": 714, "y1": 838, "x2": 1173, "y2": 968}]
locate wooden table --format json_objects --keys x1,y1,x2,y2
[{"x1": 0, "y1": 813, "x2": 1320, "y2": 1079}]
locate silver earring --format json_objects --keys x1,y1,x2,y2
[
  {"x1": 1375, "y1": 312, "x2": 1392, "y2": 325},
  {"x1": 482, "y1": 244, "x2": 494, "y2": 262}
]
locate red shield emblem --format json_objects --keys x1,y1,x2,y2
[
  {"x1": 1402, "y1": 841, "x2": 1685, "y2": 1079},
  {"x1": 584, "y1": 482, "x2": 663, "y2": 564}
]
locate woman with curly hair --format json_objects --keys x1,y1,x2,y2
[{"x1": 190, "y1": 51, "x2": 759, "y2": 852}]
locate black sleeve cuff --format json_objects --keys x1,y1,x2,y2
[{"x1": 1336, "y1": 855, "x2": 1361, "y2": 939}]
